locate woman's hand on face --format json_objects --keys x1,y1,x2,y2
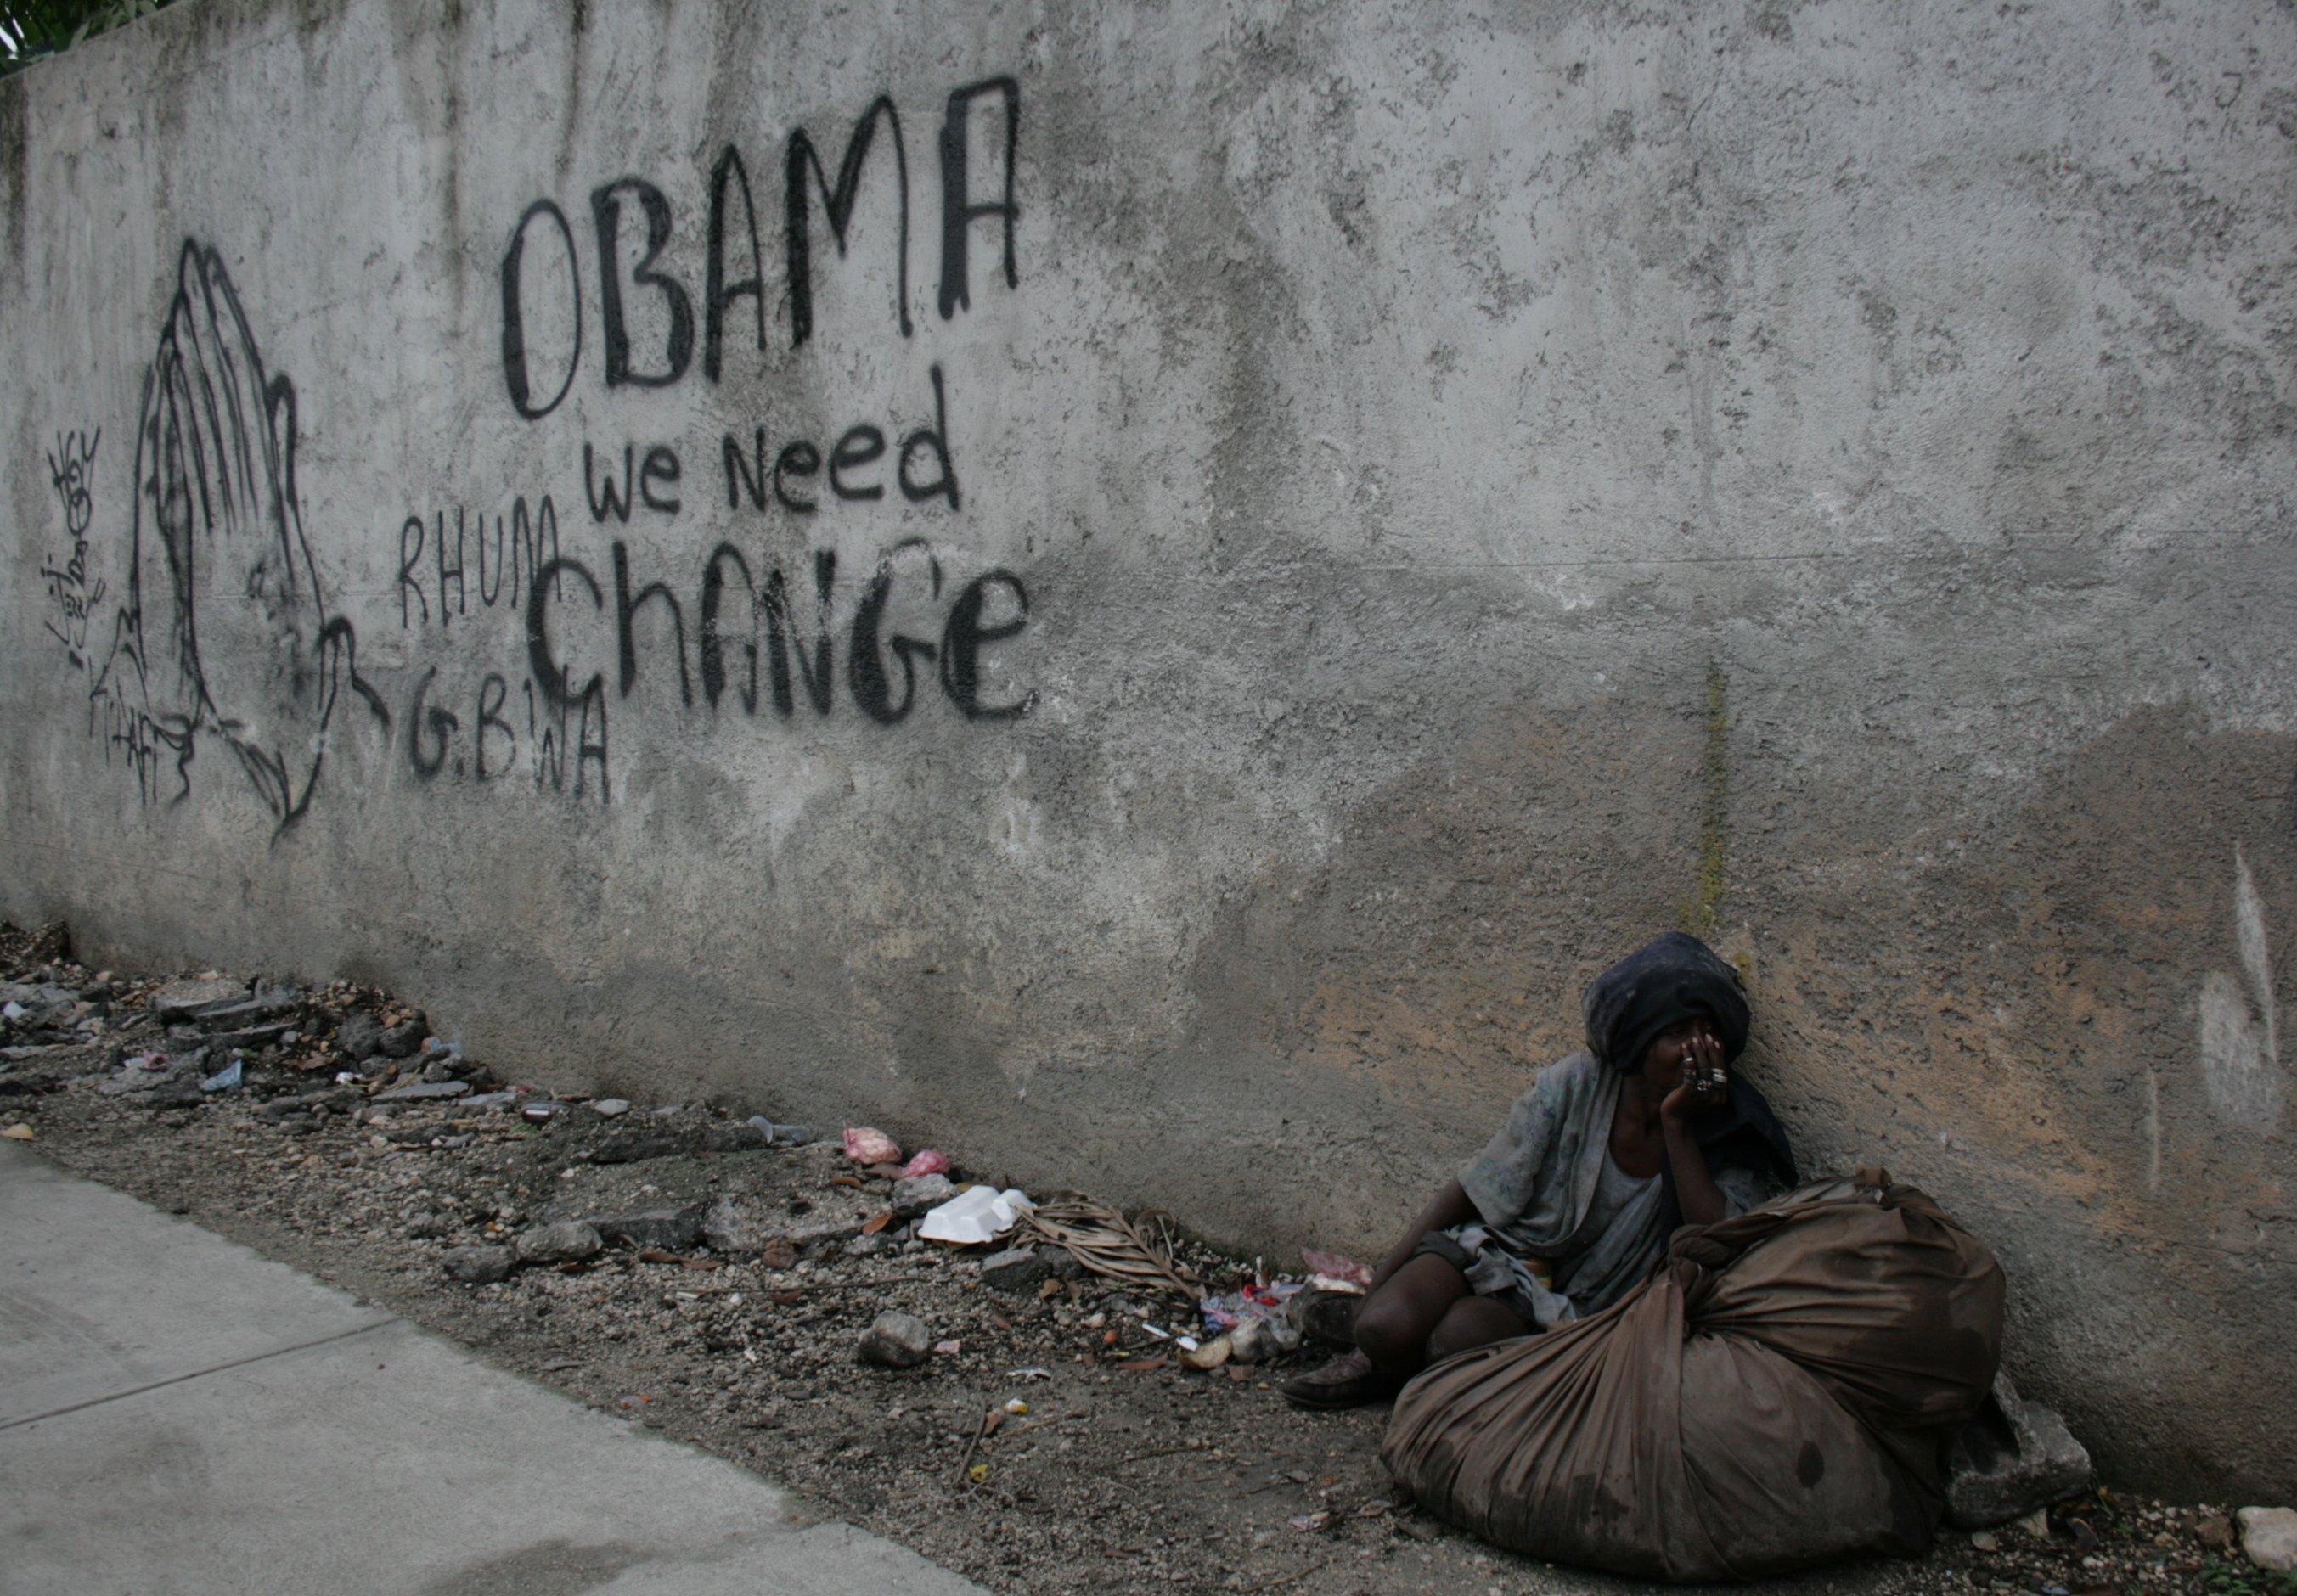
[{"x1": 1660, "y1": 1029, "x2": 1730, "y2": 1125}]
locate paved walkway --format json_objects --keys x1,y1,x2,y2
[{"x1": 0, "y1": 1140, "x2": 988, "y2": 1595}]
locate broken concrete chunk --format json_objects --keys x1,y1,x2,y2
[
  {"x1": 376, "y1": 1018, "x2": 430, "y2": 1059},
  {"x1": 858, "y1": 1311, "x2": 932, "y2": 1368},
  {"x1": 148, "y1": 977, "x2": 248, "y2": 1021},
  {"x1": 1945, "y1": 1370, "x2": 2092, "y2": 1530},
  {"x1": 375, "y1": 1080, "x2": 471, "y2": 1102},
  {"x1": 442, "y1": 1246, "x2": 515, "y2": 1284},
  {"x1": 891, "y1": 1172, "x2": 956, "y2": 1218},
  {"x1": 593, "y1": 1208, "x2": 703, "y2": 1252},
  {"x1": 334, "y1": 1012, "x2": 384, "y2": 1062},
  {"x1": 515, "y1": 1221, "x2": 603, "y2": 1265},
  {"x1": 980, "y1": 1247, "x2": 1050, "y2": 1294},
  {"x1": 701, "y1": 1197, "x2": 770, "y2": 1256}
]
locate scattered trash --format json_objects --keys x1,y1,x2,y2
[
  {"x1": 3, "y1": 1122, "x2": 34, "y2": 1140},
  {"x1": 200, "y1": 1059, "x2": 244, "y2": 1093},
  {"x1": 1002, "y1": 1398, "x2": 1029, "y2": 1415},
  {"x1": 1299, "y1": 1248, "x2": 1372, "y2": 1288},
  {"x1": 933, "y1": 1339, "x2": 962, "y2": 1356},
  {"x1": 1287, "y1": 1511, "x2": 1334, "y2": 1532},
  {"x1": 1005, "y1": 1368, "x2": 1051, "y2": 1380},
  {"x1": 592, "y1": 1098, "x2": 632, "y2": 1117},
  {"x1": 918, "y1": 1184, "x2": 1034, "y2": 1245},
  {"x1": 1179, "y1": 1334, "x2": 1233, "y2": 1371},
  {"x1": 898, "y1": 1148, "x2": 951, "y2": 1179},
  {"x1": 842, "y1": 1124, "x2": 901, "y2": 1165},
  {"x1": 2, "y1": 1002, "x2": 25, "y2": 1020},
  {"x1": 521, "y1": 1101, "x2": 569, "y2": 1123}
]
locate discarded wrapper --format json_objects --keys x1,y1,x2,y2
[
  {"x1": 898, "y1": 1149, "x2": 951, "y2": 1179},
  {"x1": 1300, "y1": 1247, "x2": 1374, "y2": 1288},
  {"x1": 918, "y1": 1185, "x2": 1034, "y2": 1245},
  {"x1": 843, "y1": 1125, "x2": 902, "y2": 1165}
]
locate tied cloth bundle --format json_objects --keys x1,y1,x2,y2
[{"x1": 1018, "y1": 1195, "x2": 1202, "y2": 1300}]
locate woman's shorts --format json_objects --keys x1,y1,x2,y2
[{"x1": 1411, "y1": 1225, "x2": 1574, "y2": 1328}]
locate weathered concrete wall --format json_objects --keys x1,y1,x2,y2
[{"x1": 3, "y1": 0, "x2": 2292, "y2": 1496}]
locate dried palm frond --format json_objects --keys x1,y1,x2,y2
[{"x1": 1017, "y1": 1194, "x2": 1202, "y2": 1300}]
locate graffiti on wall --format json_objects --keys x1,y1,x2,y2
[
  {"x1": 37, "y1": 76, "x2": 1032, "y2": 823},
  {"x1": 40, "y1": 429, "x2": 105, "y2": 670},
  {"x1": 389, "y1": 74, "x2": 1036, "y2": 805},
  {"x1": 52, "y1": 241, "x2": 389, "y2": 826}
]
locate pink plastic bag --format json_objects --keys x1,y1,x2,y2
[
  {"x1": 898, "y1": 1149, "x2": 950, "y2": 1179},
  {"x1": 1300, "y1": 1248, "x2": 1373, "y2": 1288},
  {"x1": 843, "y1": 1125, "x2": 902, "y2": 1165}
]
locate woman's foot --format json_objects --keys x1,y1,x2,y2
[
  {"x1": 1290, "y1": 1288, "x2": 1364, "y2": 1348},
  {"x1": 1277, "y1": 1347, "x2": 1402, "y2": 1409}
]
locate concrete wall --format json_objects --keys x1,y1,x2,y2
[{"x1": 3, "y1": 0, "x2": 2292, "y2": 1496}]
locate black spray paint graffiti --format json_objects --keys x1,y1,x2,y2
[
  {"x1": 500, "y1": 76, "x2": 1019, "y2": 415},
  {"x1": 80, "y1": 240, "x2": 389, "y2": 826},
  {"x1": 382, "y1": 75, "x2": 1039, "y2": 806},
  {"x1": 41, "y1": 429, "x2": 106, "y2": 668}
]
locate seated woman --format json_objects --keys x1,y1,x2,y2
[{"x1": 1281, "y1": 931, "x2": 1798, "y2": 1408}]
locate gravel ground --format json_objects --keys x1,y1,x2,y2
[{"x1": 1, "y1": 924, "x2": 2281, "y2": 1596}]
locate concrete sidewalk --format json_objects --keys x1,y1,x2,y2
[{"x1": 0, "y1": 1141, "x2": 988, "y2": 1595}]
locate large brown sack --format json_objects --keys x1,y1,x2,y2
[{"x1": 1381, "y1": 1170, "x2": 2005, "y2": 1582}]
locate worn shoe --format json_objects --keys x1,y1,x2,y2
[
  {"x1": 1278, "y1": 1347, "x2": 1402, "y2": 1410},
  {"x1": 1290, "y1": 1287, "x2": 1365, "y2": 1348}
]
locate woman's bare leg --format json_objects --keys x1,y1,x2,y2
[
  {"x1": 1351, "y1": 1252, "x2": 1474, "y2": 1377},
  {"x1": 1425, "y1": 1295, "x2": 1533, "y2": 1362}
]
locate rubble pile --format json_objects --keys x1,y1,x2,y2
[{"x1": 3, "y1": 919, "x2": 2284, "y2": 1596}]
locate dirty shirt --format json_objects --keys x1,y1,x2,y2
[{"x1": 1453, "y1": 1051, "x2": 1767, "y2": 1326}]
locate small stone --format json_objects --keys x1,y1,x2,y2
[
  {"x1": 858, "y1": 1311, "x2": 932, "y2": 1368},
  {"x1": 1044, "y1": 1250, "x2": 1088, "y2": 1281},
  {"x1": 592, "y1": 1098, "x2": 632, "y2": 1117},
  {"x1": 1968, "y1": 1531, "x2": 1999, "y2": 1554},
  {"x1": 515, "y1": 1221, "x2": 602, "y2": 1264},
  {"x1": 2197, "y1": 1514, "x2": 2237, "y2": 1550},
  {"x1": 442, "y1": 1246, "x2": 515, "y2": 1284},
  {"x1": 979, "y1": 1247, "x2": 1050, "y2": 1293},
  {"x1": 593, "y1": 1208, "x2": 702, "y2": 1252},
  {"x1": 404, "y1": 1212, "x2": 453, "y2": 1239},
  {"x1": 891, "y1": 1172, "x2": 957, "y2": 1218},
  {"x1": 2238, "y1": 1507, "x2": 2297, "y2": 1571},
  {"x1": 843, "y1": 1233, "x2": 889, "y2": 1259}
]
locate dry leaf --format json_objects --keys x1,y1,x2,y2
[
  {"x1": 638, "y1": 1249, "x2": 682, "y2": 1264},
  {"x1": 758, "y1": 1243, "x2": 797, "y2": 1270},
  {"x1": 1117, "y1": 1357, "x2": 1170, "y2": 1372},
  {"x1": 861, "y1": 1211, "x2": 892, "y2": 1236}
]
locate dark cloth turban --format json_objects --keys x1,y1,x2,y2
[{"x1": 1581, "y1": 931, "x2": 1752, "y2": 1072}]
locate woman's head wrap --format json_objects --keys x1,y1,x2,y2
[{"x1": 1581, "y1": 932, "x2": 1751, "y2": 1072}]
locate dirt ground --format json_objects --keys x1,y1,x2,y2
[{"x1": 0, "y1": 927, "x2": 2273, "y2": 1596}]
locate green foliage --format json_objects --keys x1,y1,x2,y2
[
  {"x1": 0, "y1": 0, "x2": 170, "y2": 72},
  {"x1": 2202, "y1": 1555, "x2": 2297, "y2": 1596}
]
